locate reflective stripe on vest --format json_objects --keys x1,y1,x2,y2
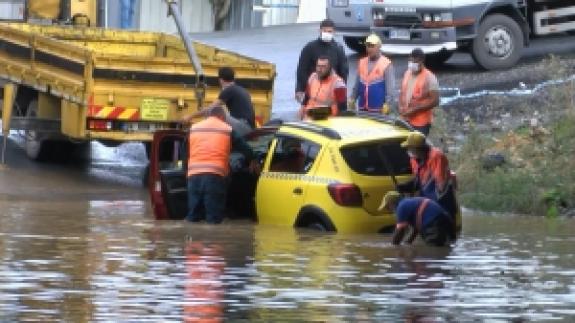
[
  {"x1": 410, "y1": 147, "x2": 448, "y2": 192},
  {"x1": 187, "y1": 117, "x2": 232, "y2": 177},
  {"x1": 358, "y1": 56, "x2": 390, "y2": 111},
  {"x1": 400, "y1": 68, "x2": 434, "y2": 127},
  {"x1": 416, "y1": 198, "x2": 431, "y2": 231},
  {"x1": 305, "y1": 72, "x2": 342, "y2": 116}
]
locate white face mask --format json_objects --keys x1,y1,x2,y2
[
  {"x1": 408, "y1": 61, "x2": 420, "y2": 73},
  {"x1": 320, "y1": 32, "x2": 334, "y2": 42}
]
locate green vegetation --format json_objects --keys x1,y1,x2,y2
[{"x1": 454, "y1": 56, "x2": 575, "y2": 216}]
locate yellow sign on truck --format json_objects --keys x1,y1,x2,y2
[{"x1": 0, "y1": 1, "x2": 276, "y2": 161}]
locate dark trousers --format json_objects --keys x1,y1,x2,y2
[
  {"x1": 186, "y1": 174, "x2": 227, "y2": 224},
  {"x1": 411, "y1": 123, "x2": 431, "y2": 137},
  {"x1": 421, "y1": 216, "x2": 456, "y2": 247}
]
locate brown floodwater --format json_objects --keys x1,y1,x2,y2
[
  {"x1": 1, "y1": 180, "x2": 574, "y2": 321},
  {"x1": 0, "y1": 138, "x2": 574, "y2": 322}
]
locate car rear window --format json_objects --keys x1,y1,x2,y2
[{"x1": 340, "y1": 139, "x2": 411, "y2": 176}]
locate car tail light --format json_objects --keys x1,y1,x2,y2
[{"x1": 328, "y1": 183, "x2": 363, "y2": 207}]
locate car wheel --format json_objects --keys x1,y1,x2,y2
[{"x1": 307, "y1": 221, "x2": 328, "y2": 232}]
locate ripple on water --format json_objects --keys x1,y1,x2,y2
[{"x1": 0, "y1": 214, "x2": 574, "y2": 321}]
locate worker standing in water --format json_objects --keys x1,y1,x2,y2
[
  {"x1": 185, "y1": 106, "x2": 257, "y2": 224},
  {"x1": 397, "y1": 131, "x2": 458, "y2": 221}
]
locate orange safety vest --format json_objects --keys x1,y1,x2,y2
[
  {"x1": 400, "y1": 68, "x2": 435, "y2": 127},
  {"x1": 410, "y1": 147, "x2": 450, "y2": 192},
  {"x1": 358, "y1": 55, "x2": 390, "y2": 110},
  {"x1": 187, "y1": 116, "x2": 232, "y2": 177},
  {"x1": 304, "y1": 71, "x2": 344, "y2": 117}
]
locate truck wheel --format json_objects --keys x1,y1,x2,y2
[
  {"x1": 425, "y1": 50, "x2": 454, "y2": 67},
  {"x1": 471, "y1": 14, "x2": 524, "y2": 70},
  {"x1": 24, "y1": 99, "x2": 51, "y2": 161},
  {"x1": 344, "y1": 36, "x2": 366, "y2": 53}
]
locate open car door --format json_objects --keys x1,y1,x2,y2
[
  {"x1": 149, "y1": 130, "x2": 188, "y2": 220},
  {"x1": 149, "y1": 127, "x2": 278, "y2": 220}
]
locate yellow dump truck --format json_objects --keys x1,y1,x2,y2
[{"x1": 0, "y1": 0, "x2": 275, "y2": 161}]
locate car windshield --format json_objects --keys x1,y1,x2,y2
[
  {"x1": 340, "y1": 139, "x2": 411, "y2": 176},
  {"x1": 247, "y1": 133, "x2": 275, "y2": 154}
]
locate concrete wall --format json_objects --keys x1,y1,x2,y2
[
  {"x1": 138, "y1": 0, "x2": 214, "y2": 34},
  {"x1": 297, "y1": 0, "x2": 326, "y2": 23},
  {"x1": 99, "y1": 0, "x2": 322, "y2": 33},
  {"x1": 260, "y1": 0, "x2": 299, "y2": 26}
]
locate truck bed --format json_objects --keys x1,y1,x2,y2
[{"x1": 0, "y1": 23, "x2": 275, "y2": 141}]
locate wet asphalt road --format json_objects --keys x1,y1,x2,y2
[{"x1": 193, "y1": 23, "x2": 575, "y2": 119}]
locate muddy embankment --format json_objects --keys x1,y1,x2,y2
[
  {"x1": 433, "y1": 54, "x2": 575, "y2": 216},
  {"x1": 439, "y1": 54, "x2": 575, "y2": 140}
]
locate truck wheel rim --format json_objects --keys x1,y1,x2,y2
[{"x1": 484, "y1": 25, "x2": 513, "y2": 59}]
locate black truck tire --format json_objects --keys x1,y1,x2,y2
[
  {"x1": 24, "y1": 99, "x2": 51, "y2": 161},
  {"x1": 344, "y1": 36, "x2": 366, "y2": 53},
  {"x1": 471, "y1": 14, "x2": 524, "y2": 70},
  {"x1": 24, "y1": 99, "x2": 77, "y2": 162}
]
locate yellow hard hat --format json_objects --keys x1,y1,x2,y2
[
  {"x1": 401, "y1": 131, "x2": 427, "y2": 149},
  {"x1": 378, "y1": 191, "x2": 401, "y2": 211},
  {"x1": 365, "y1": 33, "x2": 382, "y2": 45}
]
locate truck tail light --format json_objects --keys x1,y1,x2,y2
[
  {"x1": 88, "y1": 119, "x2": 112, "y2": 131},
  {"x1": 328, "y1": 183, "x2": 363, "y2": 207}
]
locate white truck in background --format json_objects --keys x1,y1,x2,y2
[{"x1": 327, "y1": 0, "x2": 575, "y2": 70}]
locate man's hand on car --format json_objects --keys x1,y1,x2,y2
[{"x1": 248, "y1": 159, "x2": 261, "y2": 175}]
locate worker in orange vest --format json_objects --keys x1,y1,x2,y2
[
  {"x1": 397, "y1": 131, "x2": 458, "y2": 221},
  {"x1": 186, "y1": 106, "x2": 257, "y2": 224},
  {"x1": 349, "y1": 34, "x2": 395, "y2": 114},
  {"x1": 399, "y1": 48, "x2": 440, "y2": 136},
  {"x1": 298, "y1": 56, "x2": 347, "y2": 120}
]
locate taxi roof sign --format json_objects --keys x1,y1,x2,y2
[{"x1": 306, "y1": 106, "x2": 332, "y2": 120}]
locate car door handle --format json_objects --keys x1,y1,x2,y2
[{"x1": 293, "y1": 187, "x2": 303, "y2": 195}]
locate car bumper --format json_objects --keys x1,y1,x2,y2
[
  {"x1": 372, "y1": 26, "x2": 457, "y2": 55},
  {"x1": 329, "y1": 208, "x2": 396, "y2": 234}
]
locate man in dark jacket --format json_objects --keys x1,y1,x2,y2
[{"x1": 295, "y1": 19, "x2": 349, "y2": 104}]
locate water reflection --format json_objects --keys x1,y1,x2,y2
[
  {"x1": 184, "y1": 241, "x2": 225, "y2": 322},
  {"x1": 1, "y1": 203, "x2": 575, "y2": 321}
]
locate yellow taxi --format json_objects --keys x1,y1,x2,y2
[
  {"x1": 256, "y1": 114, "x2": 415, "y2": 234},
  {"x1": 149, "y1": 111, "x2": 461, "y2": 234}
]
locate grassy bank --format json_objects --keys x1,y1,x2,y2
[{"x1": 447, "y1": 56, "x2": 575, "y2": 216}]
